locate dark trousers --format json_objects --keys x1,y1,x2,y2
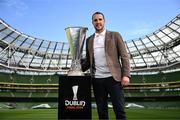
[{"x1": 92, "y1": 77, "x2": 126, "y2": 120}]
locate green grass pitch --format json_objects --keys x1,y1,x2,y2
[{"x1": 0, "y1": 108, "x2": 180, "y2": 120}]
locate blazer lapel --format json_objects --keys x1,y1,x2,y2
[
  {"x1": 88, "y1": 34, "x2": 95, "y2": 53},
  {"x1": 87, "y1": 34, "x2": 95, "y2": 65},
  {"x1": 105, "y1": 30, "x2": 111, "y2": 51}
]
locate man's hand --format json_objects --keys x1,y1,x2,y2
[{"x1": 121, "y1": 76, "x2": 130, "y2": 87}]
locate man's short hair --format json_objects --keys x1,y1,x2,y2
[{"x1": 92, "y1": 11, "x2": 105, "y2": 20}]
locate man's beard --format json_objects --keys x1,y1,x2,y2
[{"x1": 95, "y1": 26, "x2": 104, "y2": 33}]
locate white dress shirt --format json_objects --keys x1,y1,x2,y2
[{"x1": 93, "y1": 29, "x2": 111, "y2": 78}]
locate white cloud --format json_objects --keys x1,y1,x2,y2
[{"x1": 3, "y1": 0, "x2": 28, "y2": 16}]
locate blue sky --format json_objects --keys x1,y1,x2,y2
[{"x1": 0, "y1": 0, "x2": 179, "y2": 42}]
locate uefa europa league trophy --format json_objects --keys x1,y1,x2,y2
[{"x1": 65, "y1": 27, "x2": 88, "y2": 76}]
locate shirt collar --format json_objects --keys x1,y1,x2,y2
[{"x1": 95, "y1": 29, "x2": 106, "y2": 37}]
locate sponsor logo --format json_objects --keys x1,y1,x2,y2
[{"x1": 65, "y1": 85, "x2": 86, "y2": 110}]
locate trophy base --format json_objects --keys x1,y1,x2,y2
[
  {"x1": 58, "y1": 75, "x2": 91, "y2": 119},
  {"x1": 68, "y1": 71, "x2": 84, "y2": 76}
]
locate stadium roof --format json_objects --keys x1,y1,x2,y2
[{"x1": 0, "y1": 14, "x2": 180, "y2": 74}]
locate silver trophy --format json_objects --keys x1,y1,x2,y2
[{"x1": 65, "y1": 27, "x2": 88, "y2": 76}]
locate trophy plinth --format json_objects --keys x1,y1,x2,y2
[{"x1": 65, "y1": 27, "x2": 88, "y2": 76}]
